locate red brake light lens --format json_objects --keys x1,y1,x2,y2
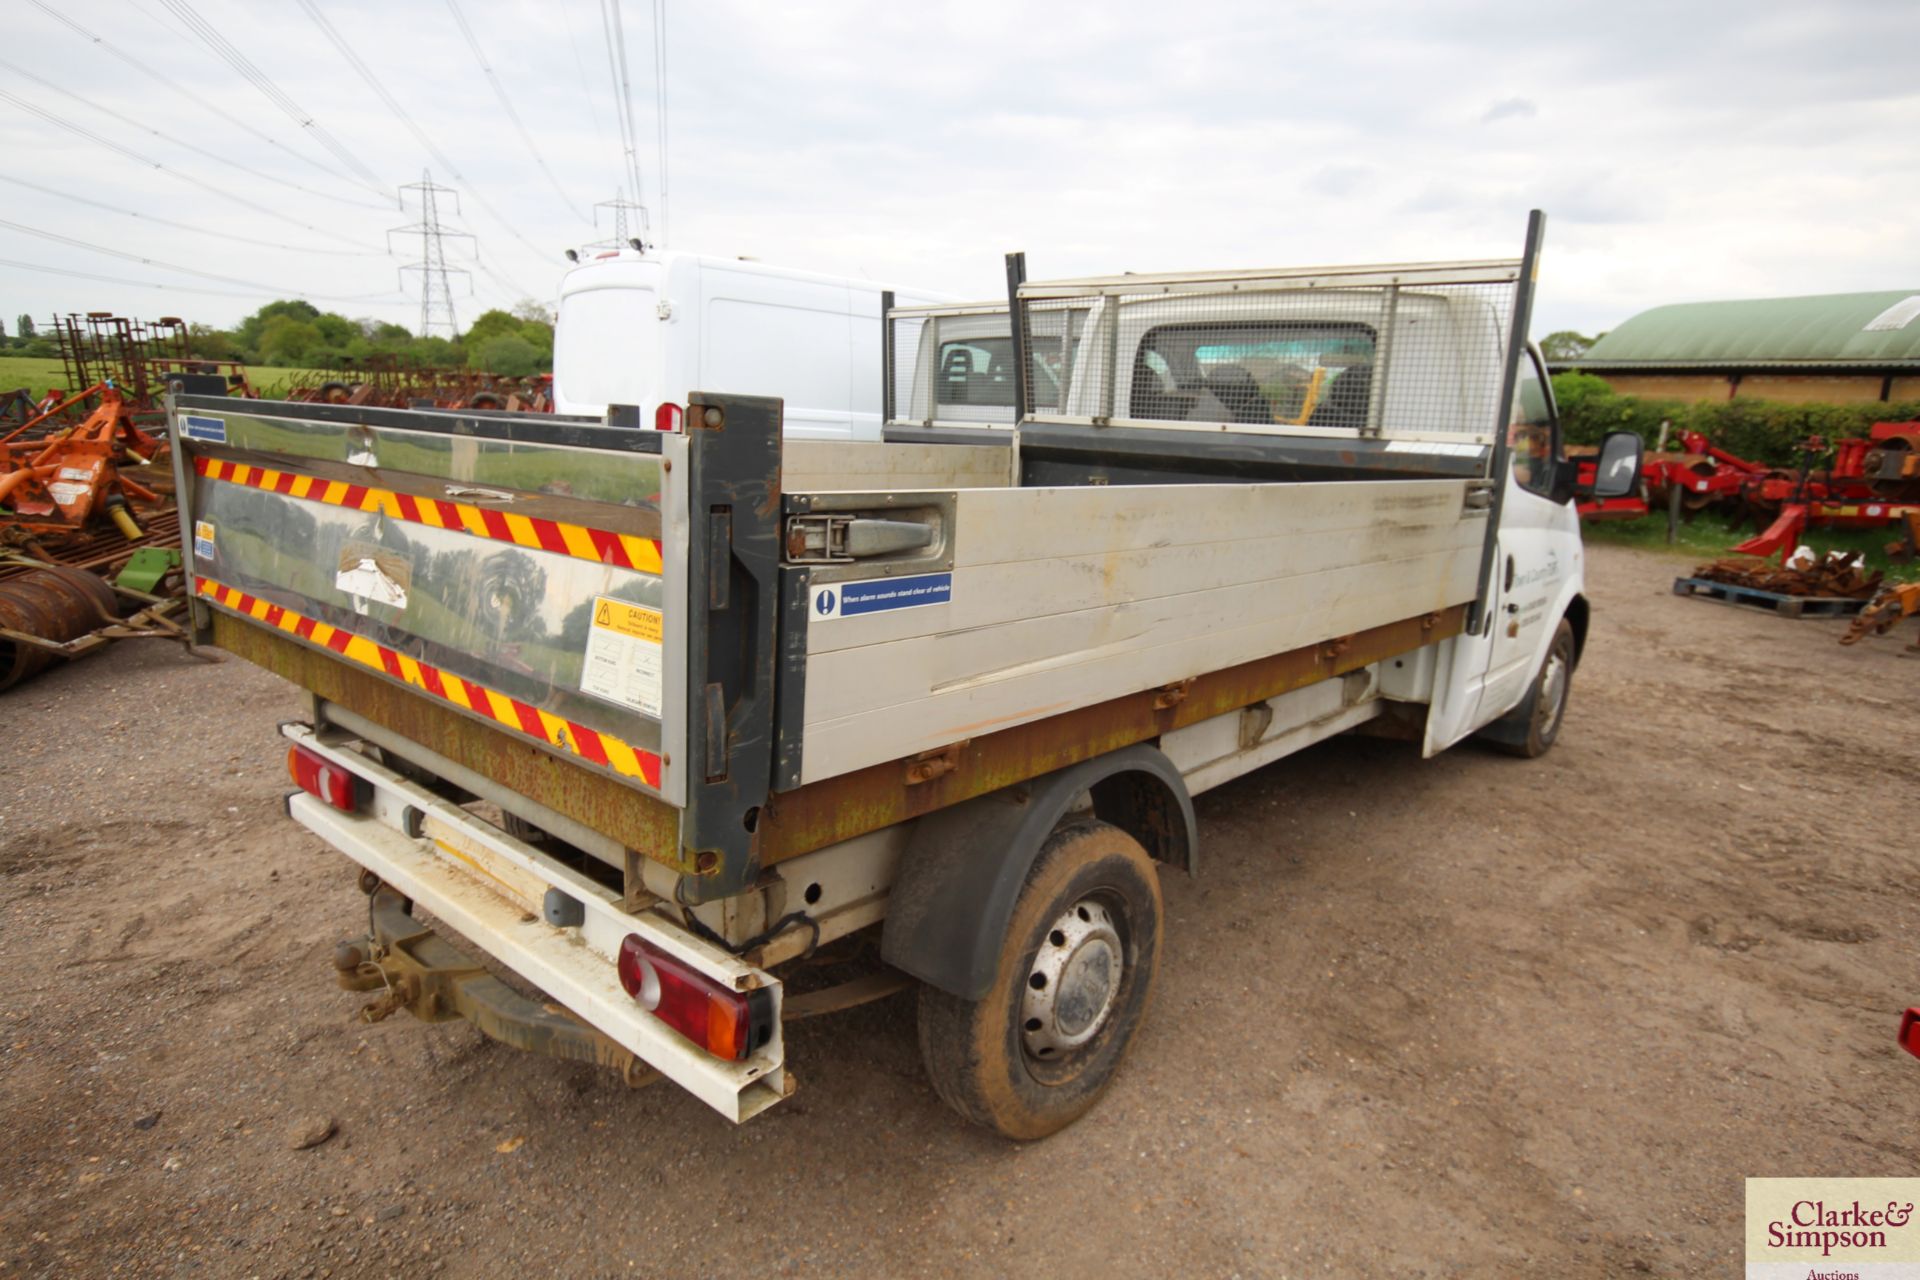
[
  {"x1": 618, "y1": 934, "x2": 773, "y2": 1062},
  {"x1": 286, "y1": 744, "x2": 366, "y2": 812},
  {"x1": 654, "y1": 402, "x2": 682, "y2": 433},
  {"x1": 1901, "y1": 1009, "x2": 1920, "y2": 1061}
]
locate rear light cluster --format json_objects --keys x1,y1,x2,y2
[
  {"x1": 654, "y1": 402, "x2": 682, "y2": 432},
  {"x1": 618, "y1": 934, "x2": 774, "y2": 1062},
  {"x1": 286, "y1": 744, "x2": 368, "y2": 812},
  {"x1": 1901, "y1": 1009, "x2": 1920, "y2": 1061}
]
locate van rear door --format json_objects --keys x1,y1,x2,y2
[{"x1": 553, "y1": 259, "x2": 663, "y2": 418}]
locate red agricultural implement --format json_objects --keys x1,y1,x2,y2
[
  {"x1": 1614, "y1": 423, "x2": 1920, "y2": 562},
  {"x1": 1718, "y1": 423, "x2": 1920, "y2": 561}
]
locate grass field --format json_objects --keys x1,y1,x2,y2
[
  {"x1": 0, "y1": 354, "x2": 326, "y2": 399},
  {"x1": 1583, "y1": 510, "x2": 1919, "y2": 582}
]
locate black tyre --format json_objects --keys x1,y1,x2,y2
[
  {"x1": 1489, "y1": 617, "x2": 1575, "y2": 758},
  {"x1": 917, "y1": 819, "x2": 1162, "y2": 1140}
]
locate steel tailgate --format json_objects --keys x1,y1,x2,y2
[{"x1": 171, "y1": 397, "x2": 686, "y2": 805}]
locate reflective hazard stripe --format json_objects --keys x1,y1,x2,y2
[
  {"x1": 194, "y1": 456, "x2": 663, "y2": 574},
  {"x1": 196, "y1": 576, "x2": 662, "y2": 789}
]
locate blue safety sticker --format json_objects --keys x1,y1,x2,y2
[
  {"x1": 182, "y1": 414, "x2": 227, "y2": 443},
  {"x1": 810, "y1": 572, "x2": 952, "y2": 620},
  {"x1": 193, "y1": 520, "x2": 216, "y2": 561}
]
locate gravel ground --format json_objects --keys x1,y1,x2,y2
[{"x1": 2, "y1": 542, "x2": 1916, "y2": 1278}]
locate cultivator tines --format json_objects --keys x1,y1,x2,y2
[
  {"x1": 46, "y1": 311, "x2": 242, "y2": 411},
  {"x1": 1689, "y1": 555, "x2": 1883, "y2": 600},
  {"x1": 284, "y1": 358, "x2": 552, "y2": 412}
]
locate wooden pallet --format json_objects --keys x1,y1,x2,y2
[{"x1": 1671, "y1": 576, "x2": 1868, "y2": 618}]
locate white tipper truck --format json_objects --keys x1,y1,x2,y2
[{"x1": 167, "y1": 212, "x2": 1639, "y2": 1137}]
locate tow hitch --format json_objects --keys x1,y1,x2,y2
[{"x1": 334, "y1": 883, "x2": 661, "y2": 1088}]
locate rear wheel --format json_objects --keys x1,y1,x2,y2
[
  {"x1": 917, "y1": 819, "x2": 1162, "y2": 1140},
  {"x1": 1489, "y1": 617, "x2": 1575, "y2": 758}
]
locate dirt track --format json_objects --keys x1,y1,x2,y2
[{"x1": 3, "y1": 543, "x2": 1917, "y2": 1278}]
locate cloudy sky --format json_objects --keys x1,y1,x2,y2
[{"x1": 4, "y1": 0, "x2": 1917, "y2": 339}]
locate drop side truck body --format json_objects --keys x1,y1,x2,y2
[{"x1": 167, "y1": 215, "x2": 1640, "y2": 1135}]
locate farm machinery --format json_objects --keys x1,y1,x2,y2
[
  {"x1": 1623, "y1": 423, "x2": 1920, "y2": 626},
  {"x1": 283, "y1": 357, "x2": 552, "y2": 412},
  {"x1": 0, "y1": 373, "x2": 198, "y2": 691},
  {"x1": 1637, "y1": 422, "x2": 1920, "y2": 559},
  {"x1": 43, "y1": 311, "x2": 256, "y2": 416}
]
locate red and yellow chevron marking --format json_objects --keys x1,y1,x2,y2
[
  {"x1": 197, "y1": 576, "x2": 663, "y2": 789},
  {"x1": 194, "y1": 456, "x2": 663, "y2": 574}
]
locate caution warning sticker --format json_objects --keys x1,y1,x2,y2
[{"x1": 581, "y1": 596, "x2": 664, "y2": 718}]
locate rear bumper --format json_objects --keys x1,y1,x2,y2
[{"x1": 282, "y1": 722, "x2": 788, "y2": 1123}]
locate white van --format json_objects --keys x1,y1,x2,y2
[{"x1": 551, "y1": 248, "x2": 951, "y2": 439}]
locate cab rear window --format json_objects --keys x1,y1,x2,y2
[{"x1": 1128, "y1": 322, "x2": 1376, "y2": 428}]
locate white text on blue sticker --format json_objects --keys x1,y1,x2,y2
[{"x1": 811, "y1": 572, "x2": 952, "y2": 620}]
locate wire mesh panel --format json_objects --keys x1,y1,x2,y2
[
  {"x1": 887, "y1": 303, "x2": 1020, "y2": 427},
  {"x1": 887, "y1": 312, "x2": 927, "y2": 422},
  {"x1": 1015, "y1": 262, "x2": 1523, "y2": 445}
]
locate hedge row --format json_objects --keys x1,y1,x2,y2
[{"x1": 1551, "y1": 371, "x2": 1920, "y2": 466}]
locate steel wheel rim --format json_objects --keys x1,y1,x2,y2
[
  {"x1": 1021, "y1": 896, "x2": 1125, "y2": 1066},
  {"x1": 1537, "y1": 645, "x2": 1569, "y2": 735}
]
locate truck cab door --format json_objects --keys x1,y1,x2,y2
[
  {"x1": 1425, "y1": 347, "x2": 1581, "y2": 753},
  {"x1": 1477, "y1": 350, "x2": 1582, "y2": 722}
]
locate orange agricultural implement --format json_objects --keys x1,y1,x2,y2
[{"x1": 0, "y1": 382, "x2": 167, "y2": 541}]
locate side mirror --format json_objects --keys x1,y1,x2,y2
[{"x1": 1586, "y1": 430, "x2": 1643, "y2": 500}]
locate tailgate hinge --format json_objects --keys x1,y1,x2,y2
[
  {"x1": 1151, "y1": 678, "x2": 1194, "y2": 710},
  {"x1": 905, "y1": 740, "x2": 969, "y2": 785}
]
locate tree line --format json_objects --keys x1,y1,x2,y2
[{"x1": 0, "y1": 300, "x2": 557, "y2": 377}]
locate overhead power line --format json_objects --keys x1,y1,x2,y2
[
  {"x1": 151, "y1": 0, "x2": 393, "y2": 199},
  {"x1": 23, "y1": 0, "x2": 393, "y2": 211},
  {"x1": 562, "y1": 0, "x2": 612, "y2": 156},
  {"x1": 0, "y1": 89, "x2": 386, "y2": 254},
  {"x1": 0, "y1": 56, "x2": 392, "y2": 223},
  {"x1": 442, "y1": 0, "x2": 592, "y2": 224},
  {"x1": 293, "y1": 0, "x2": 549, "y2": 291},
  {"x1": 472, "y1": 250, "x2": 536, "y2": 305},
  {"x1": 651, "y1": 0, "x2": 670, "y2": 245},
  {"x1": 0, "y1": 254, "x2": 307, "y2": 301},
  {"x1": 0, "y1": 216, "x2": 402, "y2": 302},
  {"x1": 0, "y1": 174, "x2": 390, "y2": 258},
  {"x1": 599, "y1": 0, "x2": 649, "y2": 235}
]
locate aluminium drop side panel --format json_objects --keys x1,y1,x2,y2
[
  {"x1": 794, "y1": 476, "x2": 1485, "y2": 785},
  {"x1": 780, "y1": 440, "x2": 1015, "y2": 492},
  {"x1": 169, "y1": 394, "x2": 687, "y2": 811}
]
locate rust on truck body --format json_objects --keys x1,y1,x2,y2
[{"x1": 216, "y1": 603, "x2": 1462, "y2": 890}]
